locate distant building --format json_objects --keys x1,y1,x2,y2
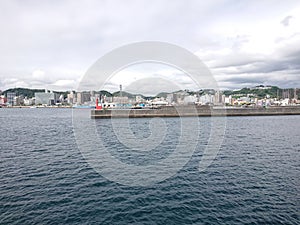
[
  {"x1": 90, "y1": 90, "x2": 95, "y2": 97},
  {"x1": 255, "y1": 85, "x2": 272, "y2": 90},
  {"x1": 0, "y1": 95, "x2": 6, "y2": 105},
  {"x1": 67, "y1": 91, "x2": 76, "y2": 104},
  {"x1": 76, "y1": 92, "x2": 91, "y2": 105},
  {"x1": 6, "y1": 92, "x2": 16, "y2": 106},
  {"x1": 214, "y1": 91, "x2": 224, "y2": 105},
  {"x1": 76, "y1": 92, "x2": 82, "y2": 104},
  {"x1": 166, "y1": 94, "x2": 174, "y2": 104},
  {"x1": 23, "y1": 97, "x2": 34, "y2": 106},
  {"x1": 199, "y1": 94, "x2": 214, "y2": 105},
  {"x1": 152, "y1": 97, "x2": 168, "y2": 105},
  {"x1": 102, "y1": 96, "x2": 112, "y2": 103},
  {"x1": 281, "y1": 98, "x2": 290, "y2": 106},
  {"x1": 113, "y1": 96, "x2": 129, "y2": 104},
  {"x1": 184, "y1": 95, "x2": 197, "y2": 104},
  {"x1": 135, "y1": 95, "x2": 143, "y2": 103},
  {"x1": 293, "y1": 88, "x2": 298, "y2": 100},
  {"x1": 89, "y1": 94, "x2": 100, "y2": 105},
  {"x1": 282, "y1": 89, "x2": 290, "y2": 99},
  {"x1": 14, "y1": 95, "x2": 24, "y2": 106},
  {"x1": 35, "y1": 92, "x2": 58, "y2": 105},
  {"x1": 83, "y1": 92, "x2": 91, "y2": 103}
]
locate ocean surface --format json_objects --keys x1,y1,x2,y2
[{"x1": 0, "y1": 108, "x2": 299, "y2": 224}]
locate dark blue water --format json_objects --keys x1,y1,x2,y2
[{"x1": 0, "y1": 108, "x2": 299, "y2": 224}]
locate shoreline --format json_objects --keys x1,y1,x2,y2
[
  {"x1": 0, "y1": 106, "x2": 73, "y2": 108},
  {"x1": 91, "y1": 106, "x2": 300, "y2": 118}
]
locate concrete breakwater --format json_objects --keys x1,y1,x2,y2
[{"x1": 91, "y1": 106, "x2": 300, "y2": 118}]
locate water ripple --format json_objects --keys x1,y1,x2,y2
[{"x1": 0, "y1": 110, "x2": 299, "y2": 224}]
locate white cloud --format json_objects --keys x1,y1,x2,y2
[
  {"x1": 101, "y1": 62, "x2": 202, "y2": 95},
  {"x1": 32, "y1": 69, "x2": 45, "y2": 80},
  {"x1": 50, "y1": 79, "x2": 77, "y2": 89}
]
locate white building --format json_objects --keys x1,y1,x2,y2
[
  {"x1": 67, "y1": 91, "x2": 76, "y2": 104},
  {"x1": 184, "y1": 95, "x2": 197, "y2": 104},
  {"x1": 0, "y1": 95, "x2": 6, "y2": 105},
  {"x1": 23, "y1": 97, "x2": 34, "y2": 106},
  {"x1": 224, "y1": 96, "x2": 232, "y2": 105},
  {"x1": 135, "y1": 95, "x2": 143, "y2": 103},
  {"x1": 199, "y1": 94, "x2": 214, "y2": 105},
  {"x1": 281, "y1": 98, "x2": 290, "y2": 106}
]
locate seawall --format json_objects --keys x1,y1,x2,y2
[{"x1": 91, "y1": 106, "x2": 300, "y2": 119}]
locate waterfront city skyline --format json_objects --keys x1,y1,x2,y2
[{"x1": 1, "y1": 85, "x2": 299, "y2": 107}]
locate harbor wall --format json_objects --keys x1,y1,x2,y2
[{"x1": 91, "y1": 106, "x2": 300, "y2": 119}]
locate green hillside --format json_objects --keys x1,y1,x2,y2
[
  {"x1": 223, "y1": 86, "x2": 281, "y2": 98},
  {"x1": 2, "y1": 88, "x2": 69, "y2": 98},
  {"x1": 3, "y1": 88, "x2": 45, "y2": 98}
]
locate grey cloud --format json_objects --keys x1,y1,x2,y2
[
  {"x1": 217, "y1": 71, "x2": 300, "y2": 89},
  {"x1": 209, "y1": 33, "x2": 300, "y2": 82},
  {"x1": 281, "y1": 16, "x2": 293, "y2": 27},
  {"x1": 210, "y1": 54, "x2": 263, "y2": 69},
  {"x1": 221, "y1": 59, "x2": 299, "y2": 75},
  {"x1": 219, "y1": 76, "x2": 265, "y2": 85},
  {"x1": 212, "y1": 37, "x2": 300, "y2": 89}
]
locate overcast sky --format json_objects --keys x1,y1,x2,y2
[{"x1": 0, "y1": 0, "x2": 300, "y2": 94}]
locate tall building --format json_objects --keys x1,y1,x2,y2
[
  {"x1": 120, "y1": 85, "x2": 123, "y2": 97},
  {"x1": 166, "y1": 94, "x2": 173, "y2": 104},
  {"x1": 23, "y1": 97, "x2": 34, "y2": 106},
  {"x1": 184, "y1": 95, "x2": 197, "y2": 104},
  {"x1": 282, "y1": 89, "x2": 290, "y2": 99},
  {"x1": 67, "y1": 91, "x2": 75, "y2": 104},
  {"x1": 6, "y1": 92, "x2": 16, "y2": 106},
  {"x1": 35, "y1": 91, "x2": 58, "y2": 105},
  {"x1": 0, "y1": 95, "x2": 6, "y2": 105},
  {"x1": 294, "y1": 88, "x2": 298, "y2": 100},
  {"x1": 76, "y1": 92, "x2": 91, "y2": 105},
  {"x1": 214, "y1": 91, "x2": 224, "y2": 105},
  {"x1": 14, "y1": 95, "x2": 24, "y2": 106},
  {"x1": 90, "y1": 90, "x2": 95, "y2": 97}
]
